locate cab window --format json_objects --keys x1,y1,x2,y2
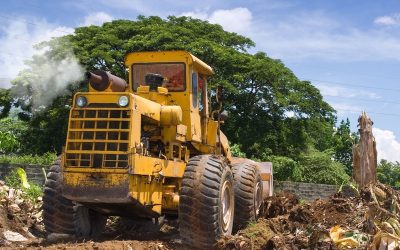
[
  {"x1": 192, "y1": 72, "x2": 198, "y2": 108},
  {"x1": 132, "y1": 63, "x2": 186, "y2": 91}
]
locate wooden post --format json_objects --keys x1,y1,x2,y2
[{"x1": 352, "y1": 112, "x2": 377, "y2": 187}]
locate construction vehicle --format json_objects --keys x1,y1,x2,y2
[{"x1": 42, "y1": 51, "x2": 273, "y2": 248}]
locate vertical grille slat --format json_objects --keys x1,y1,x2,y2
[{"x1": 65, "y1": 103, "x2": 130, "y2": 168}]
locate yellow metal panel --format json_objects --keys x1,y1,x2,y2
[
  {"x1": 134, "y1": 95, "x2": 162, "y2": 122},
  {"x1": 129, "y1": 109, "x2": 141, "y2": 148},
  {"x1": 131, "y1": 154, "x2": 186, "y2": 178},
  {"x1": 206, "y1": 120, "x2": 218, "y2": 146},
  {"x1": 176, "y1": 124, "x2": 187, "y2": 142},
  {"x1": 129, "y1": 175, "x2": 162, "y2": 214},
  {"x1": 63, "y1": 172, "x2": 127, "y2": 187}
]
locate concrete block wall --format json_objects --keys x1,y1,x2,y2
[
  {"x1": 274, "y1": 180, "x2": 338, "y2": 201},
  {"x1": 0, "y1": 163, "x2": 49, "y2": 185}
]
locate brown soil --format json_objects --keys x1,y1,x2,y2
[{"x1": 218, "y1": 183, "x2": 399, "y2": 249}]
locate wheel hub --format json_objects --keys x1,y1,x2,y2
[
  {"x1": 254, "y1": 181, "x2": 263, "y2": 216},
  {"x1": 221, "y1": 180, "x2": 233, "y2": 233}
]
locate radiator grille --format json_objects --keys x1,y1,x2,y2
[{"x1": 65, "y1": 103, "x2": 130, "y2": 168}]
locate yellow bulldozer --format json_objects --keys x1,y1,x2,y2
[{"x1": 42, "y1": 51, "x2": 273, "y2": 248}]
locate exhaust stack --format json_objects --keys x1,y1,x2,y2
[{"x1": 86, "y1": 70, "x2": 127, "y2": 92}]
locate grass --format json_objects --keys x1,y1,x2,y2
[
  {"x1": 0, "y1": 152, "x2": 57, "y2": 165},
  {"x1": 239, "y1": 219, "x2": 275, "y2": 249}
]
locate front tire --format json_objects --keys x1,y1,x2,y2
[
  {"x1": 42, "y1": 159, "x2": 76, "y2": 234},
  {"x1": 179, "y1": 155, "x2": 234, "y2": 249},
  {"x1": 43, "y1": 158, "x2": 107, "y2": 237}
]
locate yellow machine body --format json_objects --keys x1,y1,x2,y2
[{"x1": 61, "y1": 51, "x2": 235, "y2": 217}]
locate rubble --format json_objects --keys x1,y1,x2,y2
[
  {"x1": 218, "y1": 183, "x2": 400, "y2": 250},
  {"x1": 0, "y1": 179, "x2": 44, "y2": 247},
  {"x1": 3, "y1": 230, "x2": 28, "y2": 242}
]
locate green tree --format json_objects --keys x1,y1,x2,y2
[
  {"x1": 331, "y1": 119, "x2": 357, "y2": 175},
  {"x1": 377, "y1": 159, "x2": 400, "y2": 187},
  {"x1": 0, "y1": 88, "x2": 12, "y2": 119}
]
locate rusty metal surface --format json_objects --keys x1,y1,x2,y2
[
  {"x1": 62, "y1": 172, "x2": 159, "y2": 218},
  {"x1": 87, "y1": 70, "x2": 127, "y2": 92}
]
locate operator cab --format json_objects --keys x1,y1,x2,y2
[{"x1": 125, "y1": 51, "x2": 215, "y2": 146}]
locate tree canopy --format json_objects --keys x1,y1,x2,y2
[{"x1": 3, "y1": 16, "x2": 353, "y2": 184}]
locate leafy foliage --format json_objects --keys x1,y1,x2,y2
[
  {"x1": 267, "y1": 156, "x2": 303, "y2": 182},
  {"x1": 0, "y1": 152, "x2": 57, "y2": 165},
  {"x1": 331, "y1": 119, "x2": 358, "y2": 175},
  {"x1": 298, "y1": 150, "x2": 350, "y2": 185},
  {"x1": 230, "y1": 144, "x2": 246, "y2": 158},
  {"x1": 4, "y1": 168, "x2": 43, "y2": 203},
  {"x1": 0, "y1": 131, "x2": 19, "y2": 153},
  {"x1": 377, "y1": 160, "x2": 400, "y2": 188},
  {"x1": 0, "y1": 88, "x2": 12, "y2": 119}
]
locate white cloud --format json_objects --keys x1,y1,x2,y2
[
  {"x1": 181, "y1": 10, "x2": 208, "y2": 20},
  {"x1": 82, "y1": 12, "x2": 113, "y2": 26},
  {"x1": 373, "y1": 128, "x2": 400, "y2": 162},
  {"x1": 316, "y1": 84, "x2": 381, "y2": 99},
  {"x1": 208, "y1": 8, "x2": 252, "y2": 33},
  {"x1": 244, "y1": 11, "x2": 400, "y2": 61},
  {"x1": 374, "y1": 14, "x2": 400, "y2": 26},
  {"x1": 330, "y1": 103, "x2": 362, "y2": 115},
  {"x1": 0, "y1": 18, "x2": 74, "y2": 88},
  {"x1": 181, "y1": 7, "x2": 253, "y2": 33}
]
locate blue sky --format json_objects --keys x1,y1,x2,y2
[{"x1": 1, "y1": 0, "x2": 400, "y2": 161}]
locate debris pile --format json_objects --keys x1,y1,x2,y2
[
  {"x1": 0, "y1": 180, "x2": 44, "y2": 247},
  {"x1": 218, "y1": 183, "x2": 400, "y2": 249}
]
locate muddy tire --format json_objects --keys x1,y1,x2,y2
[
  {"x1": 74, "y1": 206, "x2": 107, "y2": 237},
  {"x1": 42, "y1": 159, "x2": 76, "y2": 234},
  {"x1": 179, "y1": 155, "x2": 234, "y2": 249},
  {"x1": 232, "y1": 162, "x2": 263, "y2": 232},
  {"x1": 43, "y1": 158, "x2": 107, "y2": 237}
]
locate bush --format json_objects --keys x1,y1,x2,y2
[
  {"x1": 230, "y1": 143, "x2": 246, "y2": 158},
  {"x1": 377, "y1": 160, "x2": 400, "y2": 187},
  {"x1": 0, "y1": 131, "x2": 19, "y2": 153},
  {"x1": 298, "y1": 150, "x2": 350, "y2": 185},
  {"x1": 266, "y1": 150, "x2": 350, "y2": 185},
  {"x1": 0, "y1": 152, "x2": 57, "y2": 165},
  {"x1": 0, "y1": 117, "x2": 28, "y2": 154},
  {"x1": 267, "y1": 155, "x2": 303, "y2": 182},
  {"x1": 4, "y1": 168, "x2": 43, "y2": 203}
]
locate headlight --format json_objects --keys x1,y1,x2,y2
[
  {"x1": 76, "y1": 96, "x2": 87, "y2": 107},
  {"x1": 118, "y1": 96, "x2": 129, "y2": 107}
]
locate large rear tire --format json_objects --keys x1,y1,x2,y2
[
  {"x1": 179, "y1": 155, "x2": 234, "y2": 249},
  {"x1": 232, "y1": 162, "x2": 263, "y2": 232},
  {"x1": 42, "y1": 158, "x2": 107, "y2": 237}
]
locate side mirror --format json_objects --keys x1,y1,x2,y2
[{"x1": 216, "y1": 85, "x2": 224, "y2": 104}]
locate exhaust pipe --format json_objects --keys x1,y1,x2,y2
[{"x1": 86, "y1": 70, "x2": 127, "y2": 92}]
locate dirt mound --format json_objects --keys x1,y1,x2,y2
[
  {"x1": 264, "y1": 192, "x2": 299, "y2": 218},
  {"x1": 218, "y1": 183, "x2": 400, "y2": 249}
]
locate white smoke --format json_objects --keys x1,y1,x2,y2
[
  {"x1": 0, "y1": 17, "x2": 84, "y2": 111},
  {"x1": 12, "y1": 49, "x2": 84, "y2": 111}
]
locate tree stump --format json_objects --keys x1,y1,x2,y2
[{"x1": 352, "y1": 112, "x2": 377, "y2": 187}]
